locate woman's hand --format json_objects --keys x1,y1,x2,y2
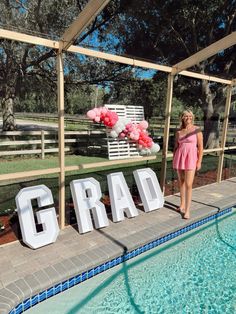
[{"x1": 196, "y1": 161, "x2": 202, "y2": 171}]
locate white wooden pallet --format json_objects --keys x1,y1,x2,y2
[{"x1": 105, "y1": 104, "x2": 144, "y2": 160}]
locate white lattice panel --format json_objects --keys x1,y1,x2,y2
[
  {"x1": 125, "y1": 106, "x2": 144, "y2": 123},
  {"x1": 105, "y1": 104, "x2": 144, "y2": 160}
]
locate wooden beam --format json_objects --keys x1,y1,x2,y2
[
  {"x1": 80, "y1": 155, "x2": 157, "y2": 169},
  {"x1": 160, "y1": 74, "x2": 174, "y2": 192},
  {"x1": 225, "y1": 145, "x2": 236, "y2": 150},
  {"x1": 57, "y1": 53, "x2": 65, "y2": 229},
  {"x1": 59, "y1": 0, "x2": 110, "y2": 51},
  {"x1": 0, "y1": 168, "x2": 60, "y2": 182},
  {"x1": 172, "y1": 32, "x2": 236, "y2": 75},
  {"x1": 0, "y1": 28, "x2": 232, "y2": 84},
  {"x1": 179, "y1": 70, "x2": 231, "y2": 85},
  {"x1": 217, "y1": 85, "x2": 232, "y2": 183},
  {"x1": 0, "y1": 28, "x2": 58, "y2": 49},
  {"x1": 68, "y1": 45, "x2": 232, "y2": 84},
  {"x1": 68, "y1": 45, "x2": 172, "y2": 73}
]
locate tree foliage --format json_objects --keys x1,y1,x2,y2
[
  {"x1": 105, "y1": 77, "x2": 168, "y2": 119},
  {"x1": 101, "y1": 0, "x2": 236, "y2": 147},
  {"x1": 0, "y1": 0, "x2": 131, "y2": 130}
]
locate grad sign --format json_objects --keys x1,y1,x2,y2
[{"x1": 15, "y1": 168, "x2": 164, "y2": 249}]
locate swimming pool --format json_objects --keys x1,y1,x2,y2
[{"x1": 26, "y1": 209, "x2": 236, "y2": 314}]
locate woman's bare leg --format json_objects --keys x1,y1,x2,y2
[
  {"x1": 184, "y1": 170, "x2": 195, "y2": 218},
  {"x1": 177, "y1": 170, "x2": 185, "y2": 212}
]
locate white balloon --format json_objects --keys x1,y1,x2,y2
[
  {"x1": 114, "y1": 121, "x2": 122, "y2": 128},
  {"x1": 119, "y1": 117, "x2": 130, "y2": 125},
  {"x1": 140, "y1": 149, "x2": 151, "y2": 155},
  {"x1": 151, "y1": 143, "x2": 160, "y2": 153},
  {"x1": 110, "y1": 130, "x2": 118, "y2": 138},
  {"x1": 114, "y1": 126, "x2": 122, "y2": 133}
]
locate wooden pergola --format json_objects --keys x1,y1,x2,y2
[{"x1": 0, "y1": 0, "x2": 236, "y2": 229}]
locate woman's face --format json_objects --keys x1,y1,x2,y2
[{"x1": 182, "y1": 113, "x2": 193, "y2": 126}]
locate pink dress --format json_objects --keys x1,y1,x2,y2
[{"x1": 173, "y1": 128, "x2": 198, "y2": 170}]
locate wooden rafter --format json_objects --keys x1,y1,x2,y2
[
  {"x1": 0, "y1": 28, "x2": 58, "y2": 48},
  {"x1": 59, "y1": 0, "x2": 111, "y2": 51},
  {"x1": 172, "y1": 32, "x2": 236, "y2": 75},
  {"x1": 68, "y1": 45, "x2": 172, "y2": 72},
  {"x1": 68, "y1": 45, "x2": 232, "y2": 84},
  {"x1": 0, "y1": 28, "x2": 232, "y2": 84}
]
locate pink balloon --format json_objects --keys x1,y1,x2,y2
[
  {"x1": 130, "y1": 132, "x2": 135, "y2": 139},
  {"x1": 139, "y1": 120, "x2": 149, "y2": 129},
  {"x1": 101, "y1": 108, "x2": 108, "y2": 114},
  {"x1": 119, "y1": 132, "x2": 126, "y2": 138},
  {"x1": 87, "y1": 110, "x2": 96, "y2": 120},
  {"x1": 110, "y1": 119, "x2": 117, "y2": 126},
  {"x1": 94, "y1": 116, "x2": 100, "y2": 122}
]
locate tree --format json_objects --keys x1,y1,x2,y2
[
  {"x1": 105, "y1": 76, "x2": 167, "y2": 119},
  {"x1": 101, "y1": 0, "x2": 236, "y2": 148},
  {"x1": 0, "y1": 0, "x2": 129, "y2": 130}
]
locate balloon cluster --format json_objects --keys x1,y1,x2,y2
[
  {"x1": 86, "y1": 107, "x2": 160, "y2": 155},
  {"x1": 86, "y1": 107, "x2": 118, "y2": 127}
]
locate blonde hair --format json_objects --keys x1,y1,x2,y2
[{"x1": 180, "y1": 109, "x2": 194, "y2": 129}]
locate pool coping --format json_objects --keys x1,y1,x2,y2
[{"x1": 3, "y1": 193, "x2": 235, "y2": 314}]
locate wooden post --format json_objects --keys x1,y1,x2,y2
[
  {"x1": 41, "y1": 130, "x2": 45, "y2": 159},
  {"x1": 160, "y1": 74, "x2": 174, "y2": 192},
  {"x1": 217, "y1": 85, "x2": 232, "y2": 182},
  {"x1": 57, "y1": 52, "x2": 65, "y2": 229}
]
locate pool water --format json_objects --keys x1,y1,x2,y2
[{"x1": 28, "y1": 210, "x2": 236, "y2": 314}]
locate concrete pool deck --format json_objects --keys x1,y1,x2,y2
[{"x1": 0, "y1": 177, "x2": 235, "y2": 313}]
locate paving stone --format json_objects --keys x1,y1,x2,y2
[
  {"x1": 13, "y1": 279, "x2": 32, "y2": 300},
  {"x1": 5, "y1": 282, "x2": 24, "y2": 301},
  {"x1": 67, "y1": 256, "x2": 86, "y2": 274},
  {"x1": 85, "y1": 250, "x2": 104, "y2": 267},
  {"x1": 61, "y1": 258, "x2": 79, "y2": 278},
  {"x1": 0, "y1": 302, "x2": 11, "y2": 314},
  {"x1": 75, "y1": 253, "x2": 94, "y2": 270},
  {"x1": 90, "y1": 247, "x2": 110, "y2": 264},
  {"x1": 33, "y1": 270, "x2": 52, "y2": 290},
  {"x1": 100, "y1": 243, "x2": 124, "y2": 259},
  {"x1": 43, "y1": 266, "x2": 61, "y2": 286},
  {"x1": 23, "y1": 274, "x2": 41, "y2": 296},
  {"x1": 52, "y1": 262, "x2": 71, "y2": 282},
  {"x1": 0, "y1": 288, "x2": 18, "y2": 307},
  {"x1": 0, "y1": 270, "x2": 19, "y2": 287}
]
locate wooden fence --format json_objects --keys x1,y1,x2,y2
[
  {"x1": 0, "y1": 125, "x2": 235, "y2": 159},
  {"x1": 0, "y1": 130, "x2": 104, "y2": 159}
]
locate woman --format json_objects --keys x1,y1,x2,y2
[{"x1": 173, "y1": 110, "x2": 203, "y2": 219}]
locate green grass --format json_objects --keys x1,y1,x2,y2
[
  {"x1": 1, "y1": 151, "x2": 235, "y2": 177},
  {"x1": 0, "y1": 155, "x2": 107, "y2": 175},
  {"x1": 2, "y1": 152, "x2": 235, "y2": 177}
]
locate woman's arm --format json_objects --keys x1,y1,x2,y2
[
  {"x1": 196, "y1": 130, "x2": 203, "y2": 170},
  {"x1": 173, "y1": 130, "x2": 179, "y2": 154}
]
